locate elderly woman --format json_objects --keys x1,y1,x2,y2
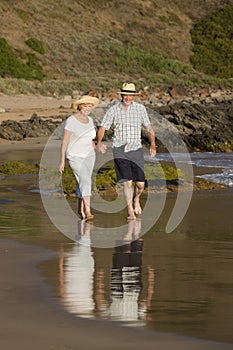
[{"x1": 59, "y1": 95, "x2": 99, "y2": 220}]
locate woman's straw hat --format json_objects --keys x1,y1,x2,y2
[
  {"x1": 72, "y1": 95, "x2": 99, "y2": 110},
  {"x1": 117, "y1": 83, "x2": 138, "y2": 95}
]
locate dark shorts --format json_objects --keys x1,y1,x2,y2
[{"x1": 113, "y1": 146, "x2": 145, "y2": 183}]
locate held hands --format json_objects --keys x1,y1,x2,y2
[{"x1": 96, "y1": 143, "x2": 107, "y2": 154}]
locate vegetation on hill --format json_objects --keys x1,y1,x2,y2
[
  {"x1": 0, "y1": 37, "x2": 45, "y2": 80},
  {"x1": 0, "y1": 0, "x2": 232, "y2": 94},
  {"x1": 190, "y1": 5, "x2": 233, "y2": 78}
]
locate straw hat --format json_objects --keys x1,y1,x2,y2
[
  {"x1": 72, "y1": 95, "x2": 99, "y2": 110},
  {"x1": 117, "y1": 83, "x2": 138, "y2": 95}
]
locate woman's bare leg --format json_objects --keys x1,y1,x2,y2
[
  {"x1": 78, "y1": 198, "x2": 85, "y2": 219},
  {"x1": 83, "y1": 196, "x2": 94, "y2": 218}
]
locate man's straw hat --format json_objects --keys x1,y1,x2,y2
[
  {"x1": 117, "y1": 83, "x2": 138, "y2": 95},
  {"x1": 72, "y1": 95, "x2": 99, "y2": 110}
]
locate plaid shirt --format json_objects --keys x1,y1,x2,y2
[{"x1": 101, "y1": 102, "x2": 151, "y2": 152}]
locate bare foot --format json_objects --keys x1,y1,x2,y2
[
  {"x1": 85, "y1": 213, "x2": 94, "y2": 221},
  {"x1": 127, "y1": 215, "x2": 136, "y2": 221},
  {"x1": 78, "y1": 211, "x2": 86, "y2": 220},
  {"x1": 127, "y1": 209, "x2": 136, "y2": 221},
  {"x1": 134, "y1": 201, "x2": 142, "y2": 215}
]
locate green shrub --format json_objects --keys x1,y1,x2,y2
[
  {"x1": 25, "y1": 38, "x2": 46, "y2": 54},
  {"x1": 0, "y1": 37, "x2": 46, "y2": 80},
  {"x1": 0, "y1": 161, "x2": 39, "y2": 175},
  {"x1": 101, "y1": 42, "x2": 190, "y2": 77},
  {"x1": 190, "y1": 5, "x2": 233, "y2": 78}
]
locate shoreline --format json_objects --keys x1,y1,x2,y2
[
  {"x1": 1, "y1": 238, "x2": 232, "y2": 350},
  {"x1": 0, "y1": 135, "x2": 49, "y2": 152},
  {"x1": 0, "y1": 136, "x2": 229, "y2": 192}
]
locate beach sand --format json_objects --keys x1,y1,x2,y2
[
  {"x1": 1, "y1": 238, "x2": 232, "y2": 350},
  {"x1": 0, "y1": 94, "x2": 232, "y2": 349},
  {"x1": 0, "y1": 94, "x2": 72, "y2": 122}
]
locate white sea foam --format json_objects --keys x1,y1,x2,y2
[
  {"x1": 147, "y1": 152, "x2": 233, "y2": 187},
  {"x1": 196, "y1": 169, "x2": 233, "y2": 187}
]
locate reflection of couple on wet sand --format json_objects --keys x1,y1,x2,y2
[
  {"x1": 59, "y1": 83, "x2": 156, "y2": 221},
  {"x1": 59, "y1": 219, "x2": 155, "y2": 323}
]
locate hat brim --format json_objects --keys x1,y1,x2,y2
[
  {"x1": 72, "y1": 96, "x2": 99, "y2": 109},
  {"x1": 117, "y1": 91, "x2": 139, "y2": 95}
]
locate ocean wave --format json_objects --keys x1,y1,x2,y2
[
  {"x1": 197, "y1": 169, "x2": 233, "y2": 187},
  {"x1": 147, "y1": 152, "x2": 233, "y2": 187}
]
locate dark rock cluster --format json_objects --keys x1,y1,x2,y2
[
  {"x1": 150, "y1": 98, "x2": 233, "y2": 152},
  {"x1": 0, "y1": 90, "x2": 232, "y2": 152},
  {"x1": 0, "y1": 114, "x2": 62, "y2": 141}
]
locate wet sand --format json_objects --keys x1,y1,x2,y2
[
  {"x1": 1, "y1": 238, "x2": 232, "y2": 350},
  {"x1": 1, "y1": 95, "x2": 232, "y2": 349}
]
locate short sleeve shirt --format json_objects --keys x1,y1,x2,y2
[
  {"x1": 65, "y1": 115, "x2": 96, "y2": 159},
  {"x1": 100, "y1": 102, "x2": 150, "y2": 152}
]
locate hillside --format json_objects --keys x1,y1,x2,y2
[{"x1": 0, "y1": 0, "x2": 233, "y2": 94}]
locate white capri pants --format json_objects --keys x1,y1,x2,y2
[{"x1": 68, "y1": 154, "x2": 95, "y2": 198}]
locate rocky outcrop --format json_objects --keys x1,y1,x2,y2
[
  {"x1": 0, "y1": 89, "x2": 232, "y2": 152},
  {"x1": 0, "y1": 114, "x2": 62, "y2": 141},
  {"x1": 149, "y1": 97, "x2": 233, "y2": 152}
]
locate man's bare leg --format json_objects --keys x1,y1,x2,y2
[
  {"x1": 123, "y1": 180, "x2": 136, "y2": 220},
  {"x1": 134, "y1": 181, "x2": 144, "y2": 215}
]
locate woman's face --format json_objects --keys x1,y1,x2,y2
[{"x1": 79, "y1": 103, "x2": 94, "y2": 113}]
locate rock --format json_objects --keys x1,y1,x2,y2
[
  {"x1": 0, "y1": 120, "x2": 25, "y2": 140},
  {"x1": 72, "y1": 90, "x2": 80, "y2": 99},
  {"x1": 210, "y1": 91, "x2": 222, "y2": 98},
  {"x1": 168, "y1": 85, "x2": 188, "y2": 98},
  {"x1": 63, "y1": 95, "x2": 72, "y2": 101}
]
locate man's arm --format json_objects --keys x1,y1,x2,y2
[
  {"x1": 147, "y1": 124, "x2": 156, "y2": 157},
  {"x1": 141, "y1": 105, "x2": 156, "y2": 157},
  {"x1": 96, "y1": 126, "x2": 107, "y2": 153}
]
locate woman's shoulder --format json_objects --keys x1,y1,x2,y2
[
  {"x1": 67, "y1": 114, "x2": 76, "y2": 120},
  {"x1": 66, "y1": 114, "x2": 76, "y2": 122},
  {"x1": 64, "y1": 114, "x2": 75, "y2": 127}
]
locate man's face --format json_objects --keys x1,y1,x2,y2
[{"x1": 122, "y1": 94, "x2": 135, "y2": 105}]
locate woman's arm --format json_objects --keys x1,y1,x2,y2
[{"x1": 59, "y1": 129, "x2": 72, "y2": 173}]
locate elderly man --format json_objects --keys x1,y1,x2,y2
[{"x1": 97, "y1": 83, "x2": 156, "y2": 220}]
